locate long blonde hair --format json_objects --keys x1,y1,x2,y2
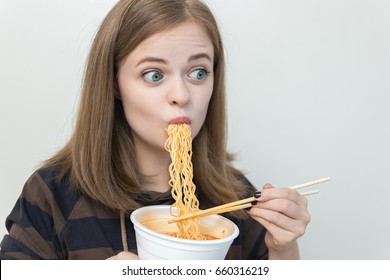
[{"x1": 44, "y1": 0, "x2": 247, "y2": 217}]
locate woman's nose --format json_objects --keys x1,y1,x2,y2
[{"x1": 167, "y1": 77, "x2": 190, "y2": 106}]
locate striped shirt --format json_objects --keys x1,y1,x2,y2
[{"x1": 0, "y1": 167, "x2": 268, "y2": 259}]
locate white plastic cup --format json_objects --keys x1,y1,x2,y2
[{"x1": 130, "y1": 205, "x2": 239, "y2": 260}]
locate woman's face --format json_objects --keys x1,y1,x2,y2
[{"x1": 117, "y1": 21, "x2": 214, "y2": 152}]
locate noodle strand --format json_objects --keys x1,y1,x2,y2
[{"x1": 165, "y1": 124, "x2": 207, "y2": 240}]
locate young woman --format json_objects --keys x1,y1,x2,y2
[{"x1": 0, "y1": 0, "x2": 310, "y2": 260}]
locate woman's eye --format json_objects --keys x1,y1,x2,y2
[
  {"x1": 189, "y1": 69, "x2": 208, "y2": 80},
  {"x1": 143, "y1": 70, "x2": 163, "y2": 82}
]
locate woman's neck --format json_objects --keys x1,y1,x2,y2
[{"x1": 134, "y1": 140, "x2": 171, "y2": 193}]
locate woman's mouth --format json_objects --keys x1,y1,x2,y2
[{"x1": 169, "y1": 116, "x2": 191, "y2": 124}]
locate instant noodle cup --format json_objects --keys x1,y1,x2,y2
[{"x1": 130, "y1": 205, "x2": 239, "y2": 260}]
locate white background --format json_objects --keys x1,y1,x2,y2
[{"x1": 0, "y1": 0, "x2": 389, "y2": 259}]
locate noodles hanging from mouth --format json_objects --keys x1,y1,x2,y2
[{"x1": 165, "y1": 124, "x2": 209, "y2": 240}]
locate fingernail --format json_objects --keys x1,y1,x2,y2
[
  {"x1": 253, "y1": 191, "x2": 262, "y2": 198},
  {"x1": 251, "y1": 200, "x2": 257, "y2": 205}
]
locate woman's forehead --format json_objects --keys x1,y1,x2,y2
[{"x1": 125, "y1": 21, "x2": 214, "y2": 65}]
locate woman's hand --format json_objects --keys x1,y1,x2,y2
[
  {"x1": 248, "y1": 184, "x2": 311, "y2": 259},
  {"x1": 106, "y1": 251, "x2": 139, "y2": 260}
]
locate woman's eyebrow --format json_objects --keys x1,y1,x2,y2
[
  {"x1": 136, "y1": 57, "x2": 167, "y2": 66},
  {"x1": 188, "y1": 53, "x2": 212, "y2": 63},
  {"x1": 135, "y1": 53, "x2": 212, "y2": 67}
]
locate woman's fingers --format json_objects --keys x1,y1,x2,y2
[
  {"x1": 257, "y1": 185, "x2": 309, "y2": 208},
  {"x1": 106, "y1": 251, "x2": 139, "y2": 260},
  {"x1": 249, "y1": 206, "x2": 310, "y2": 236},
  {"x1": 253, "y1": 197, "x2": 310, "y2": 221},
  {"x1": 249, "y1": 184, "x2": 311, "y2": 250}
]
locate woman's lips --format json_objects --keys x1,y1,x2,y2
[{"x1": 169, "y1": 116, "x2": 191, "y2": 124}]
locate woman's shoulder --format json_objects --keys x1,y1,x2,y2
[{"x1": 22, "y1": 166, "x2": 81, "y2": 221}]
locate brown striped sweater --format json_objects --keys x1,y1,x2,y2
[{"x1": 0, "y1": 167, "x2": 268, "y2": 259}]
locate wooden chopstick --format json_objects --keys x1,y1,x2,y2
[
  {"x1": 203, "y1": 203, "x2": 253, "y2": 216},
  {"x1": 167, "y1": 196, "x2": 257, "y2": 224},
  {"x1": 298, "y1": 190, "x2": 320, "y2": 196},
  {"x1": 168, "y1": 177, "x2": 330, "y2": 224},
  {"x1": 288, "y1": 177, "x2": 330, "y2": 190}
]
